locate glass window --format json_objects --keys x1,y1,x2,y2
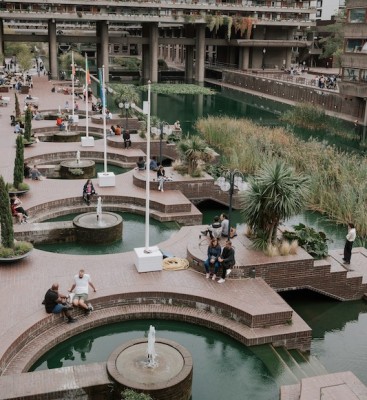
[
  {"x1": 343, "y1": 68, "x2": 359, "y2": 81},
  {"x1": 349, "y1": 8, "x2": 366, "y2": 23},
  {"x1": 361, "y1": 70, "x2": 367, "y2": 83},
  {"x1": 317, "y1": 0, "x2": 322, "y2": 7},
  {"x1": 316, "y1": 10, "x2": 321, "y2": 18},
  {"x1": 346, "y1": 39, "x2": 363, "y2": 52}
]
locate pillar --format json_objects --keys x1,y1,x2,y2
[
  {"x1": 286, "y1": 48, "x2": 292, "y2": 69},
  {"x1": 175, "y1": 45, "x2": 180, "y2": 63},
  {"x1": 142, "y1": 24, "x2": 150, "y2": 83},
  {"x1": 195, "y1": 24, "x2": 205, "y2": 83},
  {"x1": 185, "y1": 45, "x2": 194, "y2": 83},
  {"x1": 0, "y1": 19, "x2": 4, "y2": 61},
  {"x1": 97, "y1": 21, "x2": 109, "y2": 82},
  {"x1": 239, "y1": 48, "x2": 249, "y2": 70},
  {"x1": 149, "y1": 23, "x2": 159, "y2": 83},
  {"x1": 228, "y1": 46, "x2": 236, "y2": 67},
  {"x1": 48, "y1": 20, "x2": 58, "y2": 80}
]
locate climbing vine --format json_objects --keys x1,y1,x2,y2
[{"x1": 206, "y1": 15, "x2": 252, "y2": 40}]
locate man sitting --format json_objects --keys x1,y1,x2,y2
[
  {"x1": 201, "y1": 216, "x2": 222, "y2": 239},
  {"x1": 43, "y1": 283, "x2": 76, "y2": 323}
]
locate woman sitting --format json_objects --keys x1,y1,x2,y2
[
  {"x1": 83, "y1": 179, "x2": 96, "y2": 206},
  {"x1": 136, "y1": 157, "x2": 146, "y2": 170},
  {"x1": 10, "y1": 199, "x2": 27, "y2": 224},
  {"x1": 204, "y1": 238, "x2": 221, "y2": 280},
  {"x1": 10, "y1": 194, "x2": 28, "y2": 218},
  {"x1": 157, "y1": 165, "x2": 166, "y2": 192}
]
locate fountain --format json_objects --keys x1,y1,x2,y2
[
  {"x1": 73, "y1": 198, "x2": 123, "y2": 244},
  {"x1": 59, "y1": 152, "x2": 96, "y2": 179},
  {"x1": 107, "y1": 326, "x2": 193, "y2": 400},
  {"x1": 147, "y1": 325, "x2": 156, "y2": 367}
]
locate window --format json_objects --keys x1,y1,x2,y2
[
  {"x1": 349, "y1": 8, "x2": 366, "y2": 23},
  {"x1": 343, "y1": 68, "x2": 359, "y2": 81},
  {"x1": 346, "y1": 39, "x2": 363, "y2": 52},
  {"x1": 316, "y1": 9, "x2": 321, "y2": 18},
  {"x1": 317, "y1": 0, "x2": 322, "y2": 7},
  {"x1": 361, "y1": 70, "x2": 367, "y2": 83}
]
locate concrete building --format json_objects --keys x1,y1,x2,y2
[
  {"x1": 0, "y1": 0, "x2": 317, "y2": 82},
  {"x1": 339, "y1": 0, "x2": 367, "y2": 130},
  {"x1": 316, "y1": 0, "x2": 345, "y2": 20}
]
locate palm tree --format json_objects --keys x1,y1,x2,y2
[
  {"x1": 176, "y1": 135, "x2": 216, "y2": 176},
  {"x1": 113, "y1": 84, "x2": 140, "y2": 117},
  {"x1": 241, "y1": 161, "x2": 310, "y2": 245}
]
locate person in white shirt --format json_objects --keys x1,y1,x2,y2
[
  {"x1": 69, "y1": 269, "x2": 96, "y2": 314},
  {"x1": 343, "y1": 223, "x2": 356, "y2": 265},
  {"x1": 220, "y1": 213, "x2": 229, "y2": 237}
]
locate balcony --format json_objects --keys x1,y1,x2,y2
[
  {"x1": 342, "y1": 54, "x2": 367, "y2": 69},
  {"x1": 339, "y1": 81, "x2": 367, "y2": 98}
]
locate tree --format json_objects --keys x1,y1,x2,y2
[
  {"x1": 241, "y1": 161, "x2": 310, "y2": 245},
  {"x1": 17, "y1": 49, "x2": 33, "y2": 73},
  {"x1": 319, "y1": 11, "x2": 345, "y2": 71},
  {"x1": 59, "y1": 52, "x2": 85, "y2": 75},
  {"x1": 14, "y1": 93, "x2": 21, "y2": 119},
  {"x1": 176, "y1": 135, "x2": 216, "y2": 176},
  {"x1": 113, "y1": 84, "x2": 140, "y2": 117},
  {"x1": 0, "y1": 176, "x2": 14, "y2": 249},
  {"x1": 24, "y1": 107, "x2": 32, "y2": 142},
  {"x1": 13, "y1": 135, "x2": 24, "y2": 189}
]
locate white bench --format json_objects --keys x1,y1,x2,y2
[{"x1": 0, "y1": 96, "x2": 10, "y2": 106}]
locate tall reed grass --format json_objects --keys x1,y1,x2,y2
[{"x1": 196, "y1": 116, "x2": 367, "y2": 237}]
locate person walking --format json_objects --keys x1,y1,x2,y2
[
  {"x1": 217, "y1": 240, "x2": 235, "y2": 283},
  {"x1": 69, "y1": 269, "x2": 96, "y2": 315},
  {"x1": 343, "y1": 222, "x2": 356, "y2": 265},
  {"x1": 157, "y1": 165, "x2": 166, "y2": 192},
  {"x1": 43, "y1": 283, "x2": 77, "y2": 323}
]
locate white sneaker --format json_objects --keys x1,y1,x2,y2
[
  {"x1": 212, "y1": 274, "x2": 216, "y2": 280},
  {"x1": 226, "y1": 269, "x2": 232, "y2": 277},
  {"x1": 218, "y1": 278, "x2": 225, "y2": 284},
  {"x1": 87, "y1": 303, "x2": 94, "y2": 311},
  {"x1": 206, "y1": 273, "x2": 210, "y2": 279}
]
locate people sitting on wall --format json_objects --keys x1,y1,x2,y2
[
  {"x1": 30, "y1": 165, "x2": 42, "y2": 180},
  {"x1": 149, "y1": 156, "x2": 159, "y2": 171},
  {"x1": 123, "y1": 130, "x2": 131, "y2": 149},
  {"x1": 82, "y1": 179, "x2": 96, "y2": 206},
  {"x1": 114, "y1": 125, "x2": 122, "y2": 136},
  {"x1": 136, "y1": 157, "x2": 146, "y2": 170},
  {"x1": 24, "y1": 163, "x2": 31, "y2": 178},
  {"x1": 201, "y1": 216, "x2": 222, "y2": 239}
]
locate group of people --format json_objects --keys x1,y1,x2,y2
[
  {"x1": 24, "y1": 163, "x2": 42, "y2": 180},
  {"x1": 10, "y1": 194, "x2": 28, "y2": 224},
  {"x1": 201, "y1": 214, "x2": 230, "y2": 239},
  {"x1": 43, "y1": 269, "x2": 96, "y2": 324},
  {"x1": 204, "y1": 239, "x2": 235, "y2": 284}
]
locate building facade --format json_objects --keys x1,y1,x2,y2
[{"x1": 339, "y1": 0, "x2": 367, "y2": 126}]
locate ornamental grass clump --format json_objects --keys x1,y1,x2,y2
[{"x1": 197, "y1": 116, "x2": 367, "y2": 238}]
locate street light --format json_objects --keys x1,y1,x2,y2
[
  {"x1": 262, "y1": 48, "x2": 266, "y2": 70},
  {"x1": 159, "y1": 121, "x2": 171, "y2": 165},
  {"x1": 216, "y1": 170, "x2": 248, "y2": 239}
]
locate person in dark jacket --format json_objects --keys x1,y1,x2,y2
[
  {"x1": 204, "y1": 238, "x2": 222, "y2": 280},
  {"x1": 43, "y1": 283, "x2": 76, "y2": 323},
  {"x1": 83, "y1": 179, "x2": 96, "y2": 205},
  {"x1": 123, "y1": 129, "x2": 131, "y2": 149},
  {"x1": 217, "y1": 240, "x2": 235, "y2": 283}
]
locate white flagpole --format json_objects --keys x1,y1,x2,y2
[
  {"x1": 85, "y1": 55, "x2": 89, "y2": 138},
  {"x1": 71, "y1": 51, "x2": 75, "y2": 121},
  {"x1": 145, "y1": 80, "x2": 151, "y2": 250},
  {"x1": 102, "y1": 65, "x2": 107, "y2": 173}
]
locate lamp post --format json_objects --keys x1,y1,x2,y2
[
  {"x1": 159, "y1": 121, "x2": 171, "y2": 165},
  {"x1": 216, "y1": 170, "x2": 248, "y2": 239},
  {"x1": 262, "y1": 48, "x2": 266, "y2": 70}
]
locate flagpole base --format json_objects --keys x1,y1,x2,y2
[
  {"x1": 81, "y1": 136, "x2": 95, "y2": 147},
  {"x1": 133, "y1": 246, "x2": 163, "y2": 273},
  {"x1": 98, "y1": 171, "x2": 116, "y2": 187}
]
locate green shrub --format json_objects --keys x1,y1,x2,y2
[
  {"x1": 0, "y1": 242, "x2": 33, "y2": 258},
  {"x1": 68, "y1": 168, "x2": 84, "y2": 176},
  {"x1": 121, "y1": 389, "x2": 152, "y2": 400},
  {"x1": 24, "y1": 107, "x2": 32, "y2": 142},
  {"x1": 282, "y1": 223, "x2": 329, "y2": 259}
]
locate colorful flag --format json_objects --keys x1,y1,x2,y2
[
  {"x1": 98, "y1": 68, "x2": 106, "y2": 108},
  {"x1": 85, "y1": 56, "x2": 91, "y2": 85}
]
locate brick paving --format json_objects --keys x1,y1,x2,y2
[{"x1": 0, "y1": 76, "x2": 365, "y2": 399}]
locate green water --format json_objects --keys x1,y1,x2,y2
[
  {"x1": 30, "y1": 290, "x2": 367, "y2": 396},
  {"x1": 30, "y1": 320, "x2": 279, "y2": 400},
  {"x1": 35, "y1": 212, "x2": 179, "y2": 255}
]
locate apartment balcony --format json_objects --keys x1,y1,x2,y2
[
  {"x1": 342, "y1": 54, "x2": 367, "y2": 70},
  {"x1": 344, "y1": 25, "x2": 367, "y2": 39},
  {"x1": 339, "y1": 81, "x2": 367, "y2": 98},
  {"x1": 236, "y1": 39, "x2": 312, "y2": 47}
]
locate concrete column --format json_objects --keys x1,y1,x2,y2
[
  {"x1": 0, "y1": 19, "x2": 4, "y2": 60},
  {"x1": 239, "y1": 48, "x2": 249, "y2": 70},
  {"x1": 286, "y1": 48, "x2": 292, "y2": 69},
  {"x1": 149, "y1": 23, "x2": 159, "y2": 83},
  {"x1": 195, "y1": 24, "x2": 205, "y2": 83},
  {"x1": 185, "y1": 45, "x2": 194, "y2": 83},
  {"x1": 228, "y1": 46, "x2": 236, "y2": 67},
  {"x1": 142, "y1": 24, "x2": 150, "y2": 83},
  {"x1": 97, "y1": 21, "x2": 109, "y2": 82},
  {"x1": 96, "y1": 23, "x2": 102, "y2": 69},
  {"x1": 48, "y1": 20, "x2": 58, "y2": 80}
]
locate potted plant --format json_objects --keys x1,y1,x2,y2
[
  {"x1": 0, "y1": 175, "x2": 33, "y2": 262},
  {"x1": 8, "y1": 135, "x2": 29, "y2": 195}
]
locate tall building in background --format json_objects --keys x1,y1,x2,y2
[
  {"x1": 339, "y1": 0, "x2": 367, "y2": 132},
  {"x1": 317, "y1": 0, "x2": 346, "y2": 20}
]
